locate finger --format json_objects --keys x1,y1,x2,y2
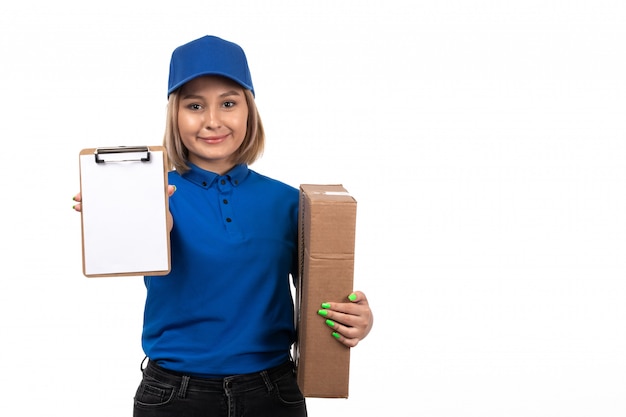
[
  {"x1": 319, "y1": 308, "x2": 363, "y2": 330},
  {"x1": 324, "y1": 323, "x2": 360, "y2": 348},
  {"x1": 318, "y1": 302, "x2": 370, "y2": 329},
  {"x1": 347, "y1": 290, "x2": 368, "y2": 303},
  {"x1": 319, "y1": 291, "x2": 368, "y2": 312},
  {"x1": 318, "y1": 294, "x2": 374, "y2": 341},
  {"x1": 72, "y1": 194, "x2": 82, "y2": 212},
  {"x1": 168, "y1": 185, "x2": 176, "y2": 197},
  {"x1": 320, "y1": 299, "x2": 368, "y2": 316},
  {"x1": 332, "y1": 332, "x2": 359, "y2": 348},
  {"x1": 324, "y1": 317, "x2": 355, "y2": 338}
]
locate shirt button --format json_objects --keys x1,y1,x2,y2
[
  {"x1": 226, "y1": 218, "x2": 232, "y2": 223},
  {"x1": 220, "y1": 179, "x2": 226, "y2": 185},
  {"x1": 223, "y1": 199, "x2": 229, "y2": 204}
]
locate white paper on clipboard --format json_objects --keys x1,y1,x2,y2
[{"x1": 78, "y1": 145, "x2": 171, "y2": 277}]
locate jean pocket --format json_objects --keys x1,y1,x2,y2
[
  {"x1": 134, "y1": 377, "x2": 176, "y2": 407},
  {"x1": 273, "y1": 372, "x2": 306, "y2": 406}
]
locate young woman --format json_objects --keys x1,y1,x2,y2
[{"x1": 73, "y1": 35, "x2": 373, "y2": 417}]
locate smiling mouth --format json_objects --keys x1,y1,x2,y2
[{"x1": 199, "y1": 134, "x2": 228, "y2": 143}]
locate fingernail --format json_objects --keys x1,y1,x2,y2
[
  {"x1": 332, "y1": 332, "x2": 341, "y2": 339},
  {"x1": 348, "y1": 293, "x2": 357, "y2": 302},
  {"x1": 325, "y1": 319, "x2": 335, "y2": 328},
  {"x1": 172, "y1": 185, "x2": 177, "y2": 192},
  {"x1": 317, "y1": 309, "x2": 328, "y2": 317},
  {"x1": 72, "y1": 196, "x2": 76, "y2": 201},
  {"x1": 321, "y1": 302, "x2": 331, "y2": 309},
  {"x1": 72, "y1": 205, "x2": 76, "y2": 210}
]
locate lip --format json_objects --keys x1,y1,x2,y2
[{"x1": 198, "y1": 134, "x2": 228, "y2": 144}]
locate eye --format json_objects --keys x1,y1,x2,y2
[
  {"x1": 188, "y1": 103, "x2": 203, "y2": 111},
  {"x1": 223, "y1": 100, "x2": 236, "y2": 108}
]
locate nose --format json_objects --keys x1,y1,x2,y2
[{"x1": 204, "y1": 107, "x2": 221, "y2": 129}]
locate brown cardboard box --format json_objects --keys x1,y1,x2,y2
[{"x1": 294, "y1": 184, "x2": 357, "y2": 398}]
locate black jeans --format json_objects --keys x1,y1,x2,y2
[{"x1": 133, "y1": 359, "x2": 307, "y2": 417}]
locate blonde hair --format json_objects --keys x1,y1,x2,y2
[{"x1": 163, "y1": 88, "x2": 265, "y2": 173}]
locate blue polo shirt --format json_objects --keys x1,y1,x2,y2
[{"x1": 142, "y1": 163, "x2": 299, "y2": 377}]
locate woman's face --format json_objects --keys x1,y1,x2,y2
[{"x1": 177, "y1": 75, "x2": 249, "y2": 174}]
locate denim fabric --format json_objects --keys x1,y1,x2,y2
[{"x1": 133, "y1": 359, "x2": 307, "y2": 417}]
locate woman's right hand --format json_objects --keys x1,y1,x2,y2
[{"x1": 72, "y1": 193, "x2": 82, "y2": 212}]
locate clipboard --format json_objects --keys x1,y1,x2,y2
[{"x1": 79, "y1": 146, "x2": 171, "y2": 277}]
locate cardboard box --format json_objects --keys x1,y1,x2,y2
[{"x1": 294, "y1": 184, "x2": 357, "y2": 398}]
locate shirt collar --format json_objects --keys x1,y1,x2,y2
[{"x1": 182, "y1": 163, "x2": 249, "y2": 189}]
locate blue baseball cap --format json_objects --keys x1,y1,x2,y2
[{"x1": 167, "y1": 35, "x2": 255, "y2": 97}]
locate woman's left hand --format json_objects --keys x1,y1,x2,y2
[{"x1": 318, "y1": 291, "x2": 373, "y2": 347}]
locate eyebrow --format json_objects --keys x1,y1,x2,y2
[
  {"x1": 181, "y1": 90, "x2": 242, "y2": 100},
  {"x1": 219, "y1": 90, "x2": 242, "y2": 98}
]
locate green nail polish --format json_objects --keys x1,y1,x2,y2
[
  {"x1": 317, "y1": 309, "x2": 328, "y2": 317},
  {"x1": 332, "y1": 332, "x2": 341, "y2": 339},
  {"x1": 321, "y1": 302, "x2": 331, "y2": 309},
  {"x1": 325, "y1": 319, "x2": 335, "y2": 328},
  {"x1": 348, "y1": 293, "x2": 357, "y2": 302}
]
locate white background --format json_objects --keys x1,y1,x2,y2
[{"x1": 1, "y1": 1, "x2": 625, "y2": 416}]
